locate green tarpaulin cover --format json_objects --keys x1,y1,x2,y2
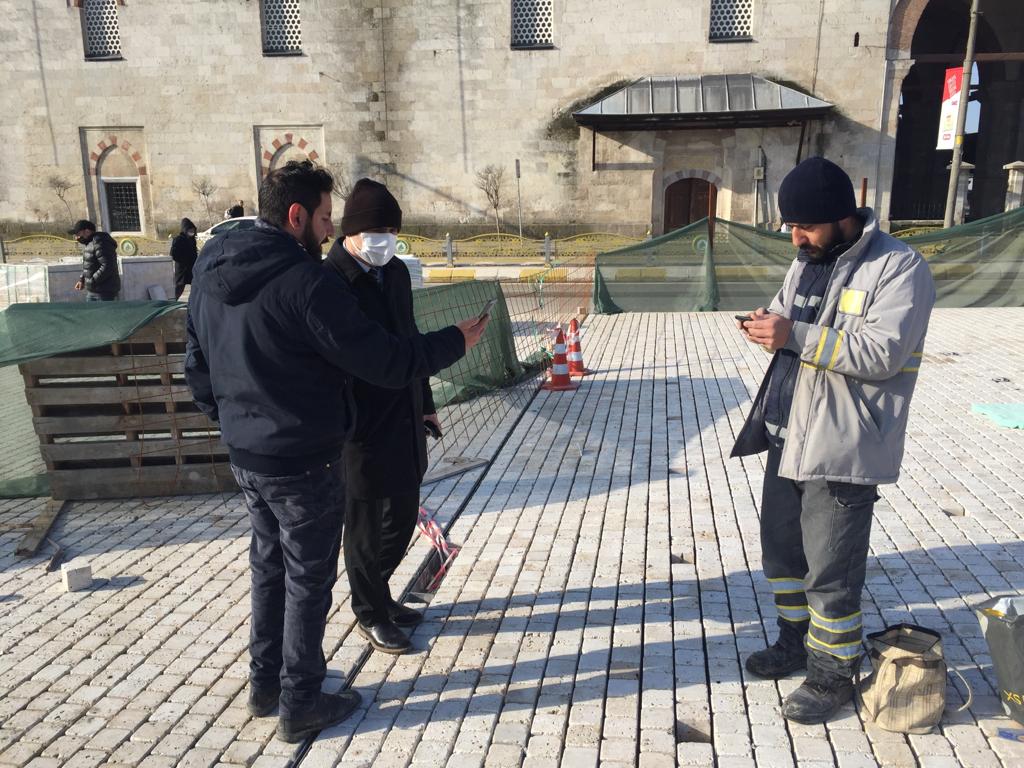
[{"x1": 0, "y1": 300, "x2": 184, "y2": 368}]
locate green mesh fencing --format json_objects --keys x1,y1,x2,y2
[
  {"x1": 594, "y1": 208, "x2": 1024, "y2": 313},
  {"x1": 901, "y1": 207, "x2": 1024, "y2": 307},
  {"x1": 411, "y1": 280, "x2": 533, "y2": 408}
]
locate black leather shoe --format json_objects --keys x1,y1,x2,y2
[
  {"x1": 357, "y1": 619, "x2": 412, "y2": 654},
  {"x1": 276, "y1": 690, "x2": 361, "y2": 743},
  {"x1": 246, "y1": 685, "x2": 280, "y2": 717},
  {"x1": 745, "y1": 641, "x2": 807, "y2": 679},
  {"x1": 388, "y1": 600, "x2": 423, "y2": 628},
  {"x1": 782, "y1": 676, "x2": 854, "y2": 724}
]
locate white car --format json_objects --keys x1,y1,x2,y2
[{"x1": 196, "y1": 216, "x2": 257, "y2": 247}]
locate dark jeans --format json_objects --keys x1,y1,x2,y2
[
  {"x1": 231, "y1": 461, "x2": 345, "y2": 717},
  {"x1": 344, "y1": 492, "x2": 420, "y2": 624},
  {"x1": 86, "y1": 291, "x2": 118, "y2": 301},
  {"x1": 760, "y1": 441, "x2": 878, "y2": 678}
]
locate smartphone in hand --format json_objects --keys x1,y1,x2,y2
[
  {"x1": 735, "y1": 314, "x2": 752, "y2": 327},
  {"x1": 424, "y1": 421, "x2": 442, "y2": 440},
  {"x1": 478, "y1": 298, "x2": 498, "y2": 322}
]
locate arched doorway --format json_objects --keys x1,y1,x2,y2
[
  {"x1": 890, "y1": 0, "x2": 1023, "y2": 222},
  {"x1": 664, "y1": 178, "x2": 717, "y2": 232}
]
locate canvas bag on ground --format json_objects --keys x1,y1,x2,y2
[
  {"x1": 976, "y1": 595, "x2": 1024, "y2": 725},
  {"x1": 857, "y1": 623, "x2": 970, "y2": 734}
]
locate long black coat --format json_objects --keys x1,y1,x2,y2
[
  {"x1": 171, "y1": 218, "x2": 198, "y2": 289},
  {"x1": 324, "y1": 239, "x2": 435, "y2": 500}
]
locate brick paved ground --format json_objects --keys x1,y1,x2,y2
[
  {"x1": 0, "y1": 366, "x2": 45, "y2": 485},
  {"x1": 2, "y1": 309, "x2": 1024, "y2": 768}
]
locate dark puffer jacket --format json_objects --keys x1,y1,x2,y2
[{"x1": 79, "y1": 231, "x2": 121, "y2": 296}]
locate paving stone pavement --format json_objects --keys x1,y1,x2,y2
[
  {"x1": 0, "y1": 365, "x2": 45, "y2": 484},
  {"x1": 2, "y1": 309, "x2": 1024, "y2": 768}
]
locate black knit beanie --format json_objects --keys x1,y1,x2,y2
[
  {"x1": 341, "y1": 178, "x2": 402, "y2": 236},
  {"x1": 778, "y1": 157, "x2": 857, "y2": 225}
]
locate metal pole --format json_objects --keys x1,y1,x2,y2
[
  {"x1": 943, "y1": 0, "x2": 980, "y2": 228},
  {"x1": 515, "y1": 159, "x2": 524, "y2": 240}
]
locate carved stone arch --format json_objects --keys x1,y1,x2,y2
[
  {"x1": 888, "y1": 0, "x2": 932, "y2": 56},
  {"x1": 88, "y1": 134, "x2": 146, "y2": 177},
  {"x1": 260, "y1": 132, "x2": 320, "y2": 177},
  {"x1": 662, "y1": 168, "x2": 724, "y2": 191}
]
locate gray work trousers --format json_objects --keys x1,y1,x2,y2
[{"x1": 760, "y1": 440, "x2": 878, "y2": 678}]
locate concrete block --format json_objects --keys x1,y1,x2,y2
[{"x1": 61, "y1": 562, "x2": 92, "y2": 592}]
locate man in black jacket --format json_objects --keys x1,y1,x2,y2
[
  {"x1": 170, "y1": 217, "x2": 198, "y2": 299},
  {"x1": 324, "y1": 179, "x2": 441, "y2": 655},
  {"x1": 70, "y1": 219, "x2": 120, "y2": 301},
  {"x1": 185, "y1": 161, "x2": 488, "y2": 742}
]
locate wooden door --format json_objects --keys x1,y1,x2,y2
[{"x1": 664, "y1": 178, "x2": 717, "y2": 233}]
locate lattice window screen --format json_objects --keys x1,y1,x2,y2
[
  {"x1": 83, "y1": 0, "x2": 121, "y2": 59},
  {"x1": 511, "y1": 0, "x2": 554, "y2": 48},
  {"x1": 105, "y1": 182, "x2": 141, "y2": 232},
  {"x1": 262, "y1": 0, "x2": 303, "y2": 55},
  {"x1": 709, "y1": 0, "x2": 753, "y2": 40}
]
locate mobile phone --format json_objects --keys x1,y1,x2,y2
[
  {"x1": 478, "y1": 298, "x2": 498, "y2": 321},
  {"x1": 424, "y1": 421, "x2": 442, "y2": 440},
  {"x1": 735, "y1": 314, "x2": 752, "y2": 325}
]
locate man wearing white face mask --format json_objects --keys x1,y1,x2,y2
[{"x1": 324, "y1": 178, "x2": 450, "y2": 654}]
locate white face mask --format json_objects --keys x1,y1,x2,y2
[{"x1": 358, "y1": 232, "x2": 397, "y2": 267}]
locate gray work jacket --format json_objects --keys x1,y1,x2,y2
[{"x1": 731, "y1": 209, "x2": 936, "y2": 485}]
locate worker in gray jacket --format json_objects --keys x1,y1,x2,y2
[{"x1": 732, "y1": 157, "x2": 935, "y2": 724}]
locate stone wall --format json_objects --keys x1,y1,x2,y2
[{"x1": 0, "y1": 0, "x2": 896, "y2": 235}]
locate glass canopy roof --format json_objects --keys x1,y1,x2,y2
[{"x1": 573, "y1": 75, "x2": 834, "y2": 130}]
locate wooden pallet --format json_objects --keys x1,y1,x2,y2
[{"x1": 18, "y1": 310, "x2": 236, "y2": 500}]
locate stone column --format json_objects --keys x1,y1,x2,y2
[
  {"x1": 874, "y1": 58, "x2": 915, "y2": 227},
  {"x1": 945, "y1": 161, "x2": 975, "y2": 224},
  {"x1": 1005, "y1": 162, "x2": 1024, "y2": 211}
]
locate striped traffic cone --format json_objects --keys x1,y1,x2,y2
[
  {"x1": 566, "y1": 318, "x2": 591, "y2": 377},
  {"x1": 542, "y1": 328, "x2": 579, "y2": 391}
]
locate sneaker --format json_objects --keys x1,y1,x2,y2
[
  {"x1": 745, "y1": 641, "x2": 807, "y2": 679},
  {"x1": 246, "y1": 684, "x2": 280, "y2": 717},
  {"x1": 276, "y1": 690, "x2": 362, "y2": 743},
  {"x1": 781, "y1": 676, "x2": 854, "y2": 724}
]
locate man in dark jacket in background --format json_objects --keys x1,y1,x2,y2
[
  {"x1": 185, "y1": 161, "x2": 488, "y2": 742},
  {"x1": 70, "y1": 219, "x2": 120, "y2": 301},
  {"x1": 324, "y1": 179, "x2": 442, "y2": 655},
  {"x1": 170, "y1": 217, "x2": 198, "y2": 299}
]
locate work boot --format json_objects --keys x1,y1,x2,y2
[
  {"x1": 246, "y1": 684, "x2": 281, "y2": 717},
  {"x1": 745, "y1": 622, "x2": 808, "y2": 679},
  {"x1": 781, "y1": 664, "x2": 855, "y2": 725},
  {"x1": 276, "y1": 690, "x2": 362, "y2": 743}
]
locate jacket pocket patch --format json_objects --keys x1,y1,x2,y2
[{"x1": 838, "y1": 288, "x2": 867, "y2": 316}]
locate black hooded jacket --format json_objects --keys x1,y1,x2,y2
[
  {"x1": 170, "y1": 217, "x2": 198, "y2": 286},
  {"x1": 185, "y1": 220, "x2": 465, "y2": 475}
]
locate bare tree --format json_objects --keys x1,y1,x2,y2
[
  {"x1": 326, "y1": 163, "x2": 354, "y2": 202},
  {"x1": 192, "y1": 177, "x2": 219, "y2": 227},
  {"x1": 47, "y1": 175, "x2": 75, "y2": 221},
  {"x1": 475, "y1": 165, "x2": 505, "y2": 235}
]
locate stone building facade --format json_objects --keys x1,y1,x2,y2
[{"x1": 0, "y1": 0, "x2": 1019, "y2": 237}]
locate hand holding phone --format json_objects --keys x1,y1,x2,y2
[
  {"x1": 735, "y1": 314, "x2": 752, "y2": 328},
  {"x1": 478, "y1": 298, "x2": 498, "y2": 322},
  {"x1": 424, "y1": 421, "x2": 442, "y2": 440}
]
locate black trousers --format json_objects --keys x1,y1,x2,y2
[
  {"x1": 344, "y1": 492, "x2": 421, "y2": 624},
  {"x1": 231, "y1": 461, "x2": 345, "y2": 718},
  {"x1": 760, "y1": 441, "x2": 878, "y2": 678}
]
